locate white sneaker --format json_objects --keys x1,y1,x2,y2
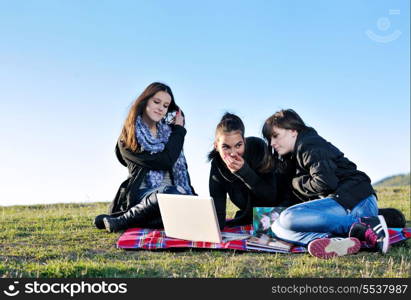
[{"x1": 308, "y1": 237, "x2": 361, "y2": 259}]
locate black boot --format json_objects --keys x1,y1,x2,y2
[
  {"x1": 143, "y1": 217, "x2": 163, "y2": 229},
  {"x1": 103, "y1": 192, "x2": 161, "y2": 232},
  {"x1": 94, "y1": 211, "x2": 124, "y2": 229},
  {"x1": 378, "y1": 208, "x2": 406, "y2": 228},
  {"x1": 94, "y1": 214, "x2": 110, "y2": 229},
  {"x1": 103, "y1": 215, "x2": 129, "y2": 233}
]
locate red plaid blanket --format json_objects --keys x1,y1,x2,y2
[{"x1": 117, "y1": 225, "x2": 411, "y2": 253}]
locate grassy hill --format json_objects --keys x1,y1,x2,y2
[
  {"x1": 0, "y1": 186, "x2": 410, "y2": 278},
  {"x1": 373, "y1": 173, "x2": 410, "y2": 187}
]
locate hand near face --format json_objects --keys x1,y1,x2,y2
[
  {"x1": 223, "y1": 153, "x2": 244, "y2": 173},
  {"x1": 174, "y1": 109, "x2": 185, "y2": 126}
]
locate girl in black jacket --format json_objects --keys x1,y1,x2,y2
[
  {"x1": 94, "y1": 82, "x2": 195, "y2": 232},
  {"x1": 208, "y1": 113, "x2": 295, "y2": 230},
  {"x1": 262, "y1": 109, "x2": 389, "y2": 259}
]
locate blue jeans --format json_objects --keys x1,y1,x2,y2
[{"x1": 271, "y1": 194, "x2": 378, "y2": 246}]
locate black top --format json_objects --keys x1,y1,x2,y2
[
  {"x1": 289, "y1": 127, "x2": 375, "y2": 209},
  {"x1": 108, "y1": 124, "x2": 196, "y2": 214},
  {"x1": 209, "y1": 136, "x2": 295, "y2": 230}
]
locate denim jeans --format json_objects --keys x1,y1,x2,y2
[{"x1": 271, "y1": 194, "x2": 378, "y2": 246}]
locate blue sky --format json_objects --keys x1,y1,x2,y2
[{"x1": 0, "y1": 0, "x2": 409, "y2": 206}]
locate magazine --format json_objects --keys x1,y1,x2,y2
[
  {"x1": 252, "y1": 207, "x2": 287, "y2": 238},
  {"x1": 246, "y1": 234, "x2": 293, "y2": 252}
]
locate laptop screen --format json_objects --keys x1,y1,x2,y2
[{"x1": 157, "y1": 194, "x2": 222, "y2": 243}]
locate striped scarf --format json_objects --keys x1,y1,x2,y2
[{"x1": 135, "y1": 115, "x2": 192, "y2": 194}]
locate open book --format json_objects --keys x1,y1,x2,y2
[
  {"x1": 246, "y1": 234, "x2": 293, "y2": 253},
  {"x1": 252, "y1": 207, "x2": 287, "y2": 238},
  {"x1": 247, "y1": 207, "x2": 293, "y2": 252}
]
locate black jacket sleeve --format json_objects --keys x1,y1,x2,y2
[
  {"x1": 117, "y1": 125, "x2": 187, "y2": 170},
  {"x1": 233, "y1": 161, "x2": 278, "y2": 206},
  {"x1": 293, "y1": 146, "x2": 339, "y2": 198},
  {"x1": 209, "y1": 161, "x2": 228, "y2": 230}
]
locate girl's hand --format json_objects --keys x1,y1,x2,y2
[
  {"x1": 174, "y1": 109, "x2": 185, "y2": 126},
  {"x1": 223, "y1": 153, "x2": 244, "y2": 173}
]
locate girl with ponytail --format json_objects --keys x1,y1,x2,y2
[{"x1": 208, "y1": 113, "x2": 295, "y2": 230}]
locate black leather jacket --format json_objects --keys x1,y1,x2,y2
[
  {"x1": 290, "y1": 127, "x2": 375, "y2": 210},
  {"x1": 108, "y1": 125, "x2": 196, "y2": 214}
]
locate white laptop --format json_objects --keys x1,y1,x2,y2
[{"x1": 157, "y1": 193, "x2": 250, "y2": 243}]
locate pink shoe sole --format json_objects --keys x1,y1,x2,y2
[{"x1": 308, "y1": 237, "x2": 361, "y2": 259}]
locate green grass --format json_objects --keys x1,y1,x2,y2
[{"x1": 1, "y1": 186, "x2": 410, "y2": 278}]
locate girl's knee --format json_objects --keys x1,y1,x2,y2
[
  {"x1": 270, "y1": 219, "x2": 285, "y2": 238},
  {"x1": 271, "y1": 218, "x2": 297, "y2": 241},
  {"x1": 277, "y1": 209, "x2": 298, "y2": 230}
]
